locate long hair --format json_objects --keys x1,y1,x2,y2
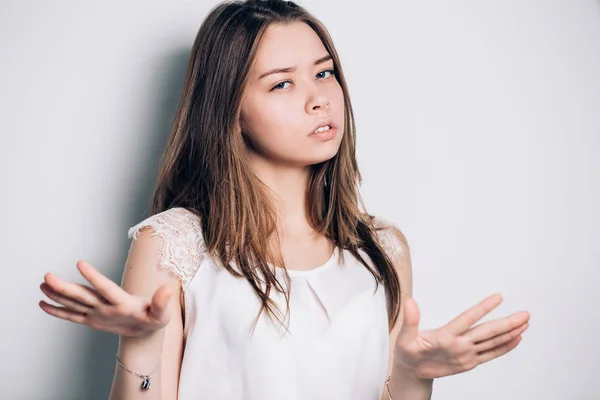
[{"x1": 149, "y1": 0, "x2": 401, "y2": 333}]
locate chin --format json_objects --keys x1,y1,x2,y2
[{"x1": 302, "y1": 148, "x2": 340, "y2": 166}]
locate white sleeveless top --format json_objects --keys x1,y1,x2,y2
[{"x1": 128, "y1": 207, "x2": 404, "y2": 400}]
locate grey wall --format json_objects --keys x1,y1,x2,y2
[{"x1": 1, "y1": 0, "x2": 598, "y2": 399}]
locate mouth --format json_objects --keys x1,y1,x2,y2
[{"x1": 309, "y1": 119, "x2": 337, "y2": 136}]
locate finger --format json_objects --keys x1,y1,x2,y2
[
  {"x1": 398, "y1": 297, "x2": 420, "y2": 343},
  {"x1": 44, "y1": 273, "x2": 103, "y2": 307},
  {"x1": 467, "y1": 310, "x2": 530, "y2": 343},
  {"x1": 148, "y1": 284, "x2": 173, "y2": 324},
  {"x1": 476, "y1": 334, "x2": 523, "y2": 363},
  {"x1": 444, "y1": 293, "x2": 503, "y2": 335},
  {"x1": 474, "y1": 321, "x2": 529, "y2": 353},
  {"x1": 76, "y1": 260, "x2": 126, "y2": 304},
  {"x1": 40, "y1": 283, "x2": 93, "y2": 314},
  {"x1": 39, "y1": 300, "x2": 88, "y2": 324}
]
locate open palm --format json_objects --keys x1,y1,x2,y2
[
  {"x1": 393, "y1": 294, "x2": 530, "y2": 379},
  {"x1": 39, "y1": 260, "x2": 173, "y2": 337}
]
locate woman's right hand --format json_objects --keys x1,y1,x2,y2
[{"x1": 39, "y1": 260, "x2": 173, "y2": 337}]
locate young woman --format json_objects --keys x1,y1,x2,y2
[{"x1": 38, "y1": 1, "x2": 531, "y2": 399}]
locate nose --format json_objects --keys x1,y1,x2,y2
[
  {"x1": 312, "y1": 97, "x2": 330, "y2": 111},
  {"x1": 306, "y1": 87, "x2": 330, "y2": 113}
]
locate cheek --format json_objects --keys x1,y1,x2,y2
[
  {"x1": 245, "y1": 97, "x2": 302, "y2": 143},
  {"x1": 241, "y1": 86, "x2": 346, "y2": 163},
  {"x1": 331, "y1": 85, "x2": 345, "y2": 119}
]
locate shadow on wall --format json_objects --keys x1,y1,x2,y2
[{"x1": 77, "y1": 47, "x2": 191, "y2": 400}]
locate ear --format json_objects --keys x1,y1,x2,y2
[
  {"x1": 235, "y1": 109, "x2": 259, "y2": 152},
  {"x1": 236, "y1": 107, "x2": 250, "y2": 135}
]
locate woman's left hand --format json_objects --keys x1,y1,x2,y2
[{"x1": 393, "y1": 293, "x2": 530, "y2": 380}]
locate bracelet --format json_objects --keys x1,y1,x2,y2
[
  {"x1": 385, "y1": 375, "x2": 434, "y2": 400},
  {"x1": 385, "y1": 376, "x2": 394, "y2": 399},
  {"x1": 116, "y1": 353, "x2": 162, "y2": 390}
]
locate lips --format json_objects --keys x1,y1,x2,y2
[{"x1": 309, "y1": 119, "x2": 336, "y2": 136}]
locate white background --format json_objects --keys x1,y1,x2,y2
[{"x1": 1, "y1": 0, "x2": 598, "y2": 399}]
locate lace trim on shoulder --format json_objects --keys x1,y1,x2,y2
[
  {"x1": 372, "y1": 216, "x2": 404, "y2": 263},
  {"x1": 127, "y1": 207, "x2": 206, "y2": 291}
]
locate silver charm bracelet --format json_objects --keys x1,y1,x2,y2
[{"x1": 116, "y1": 354, "x2": 162, "y2": 390}]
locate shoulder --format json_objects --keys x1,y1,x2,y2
[
  {"x1": 369, "y1": 215, "x2": 409, "y2": 263},
  {"x1": 128, "y1": 207, "x2": 202, "y2": 240},
  {"x1": 369, "y1": 214, "x2": 414, "y2": 301},
  {"x1": 127, "y1": 207, "x2": 206, "y2": 290}
]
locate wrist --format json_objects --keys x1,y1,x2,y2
[
  {"x1": 391, "y1": 357, "x2": 423, "y2": 381},
  {"x1": 387, "y1": 363, "x2": 433, "y2": 400},
  {"x1": 117, "y1": 328, "x2": 165, "y2": 366}
]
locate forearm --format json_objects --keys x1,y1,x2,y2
[
  {"x1": 383, "y1": 364, "x2": 434, "y2": 400},
  {"x1": 109, "y1": 330, "x2": 166, "y2": 400}
]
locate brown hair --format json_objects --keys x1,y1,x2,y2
[{"x1": 149, "y1": 0, "x2": 401, "y2": 333}]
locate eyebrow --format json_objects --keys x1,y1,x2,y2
[{"x1": 257, "y1": 54, "x2": 333, "y2": 80}]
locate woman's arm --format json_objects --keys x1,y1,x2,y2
[
  {"x1": 109, "y1": 226, "x2": 184, "y2": 400},
  {"x1": 380, "y1": 225, "x2": 433, "y2": 400},
  {"x1": 379, "y1": 222, "x2": 529, "y2": 399}
]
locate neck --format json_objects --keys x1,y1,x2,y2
[{"x1": 248, "y1": 154, "x2": 311, "y2": 234}]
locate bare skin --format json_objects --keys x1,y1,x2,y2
[
  {"x1": 39, "y1": 260, "x2": 173, "y2": 337},
  {"x1": 394, "y1": 294, "x2": 529, "y2": 380}
]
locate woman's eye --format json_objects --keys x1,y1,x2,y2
[
  {"x1": 271, "y1": 69, "x2": 335, "y2": 91},
  {"x1": 272, "y1": 81, "x2": 291, "y2": 90},
  {"x1": 316, "y1": 69, "x2": 335, "y2": 79}
]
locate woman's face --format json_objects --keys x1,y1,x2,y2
[{"x1": 240, "y1": 22, "x2": 345, "y2": 168}]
